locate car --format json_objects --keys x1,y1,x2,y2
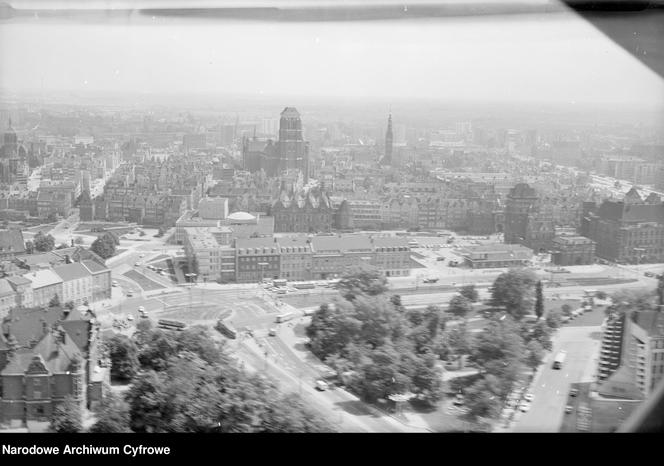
[
  {"x1": 138, "y1": 305, "x2": 145, "y2": 312},
  {"x1": 565, "y1": 405, "x2": 573, "y2": 414},
  {"x1": 315, "y1": 380, "x2": 329, "y2": 391},
  {"x1": 134, "y1": 262, "x2": 141, "y2": 267},
  {"x1": 570, "y1": 388, "x2": 579, "y2": 397},
  {"x1": 126, "y1": 315, "x2": 134, "y2": 321},
  {"x1": 644, "y1": 272, "x2": 655, "y2": 278},
  {"x1": 126, "y1": 292, "x2": 133, "y2": 297},
  {"x1": 453, "y1": 395, "x2": 465, "y2": 406},
  {"x1": 524, "y1": 393, "x2": 534, "y2": 402},
  {"x1": 436, "y1": 257, "x2": 445, "y2": 261},
  {"x1": 519, "y1": 402, "x2": 531, "y2": 413},
  {"x1": 112, "y1": 281, "x2": 118, "y2": 287},
  {"x1": 423, "y1": 278, "x2": 439, "y2": 284},
  {"x1": 139, "y1": 254, "x2": 145, "y2": 258},
  {"x1": 276, "y1": 289, "x2": 287, "y2": 294},
  {"x1": 303, "y1": 309, "x2": 315, "y2": 316},
  {"x1": 268, "y1": 328, "x2": 277, "y2": 336}
]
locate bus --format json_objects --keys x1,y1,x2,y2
[
  {"x1": 215, "y1": 320, "x2": 237, "y2": 339},
  {"x1": 276, "y1": 312, "x2": 295, "y2": 323},
  {"x1": 157, "y1": 319, "x2": 187, "y2": 331},
  {"x1": 553, "y1": 351, "x2": 567, "y2": 370}
]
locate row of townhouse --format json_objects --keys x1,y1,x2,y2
[
  {"x1": 345, "y1": 195, "x2": 499, "y2": 232},
  {"x1": 0, "y1": 259, "x2": 111, "y2": 318}
]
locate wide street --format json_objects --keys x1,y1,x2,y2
[{"x1": 511, "y1": 321, "x2": 603, "y2": 432}]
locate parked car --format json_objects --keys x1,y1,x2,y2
[
  {"x1": 524, "y1": 393, "x2": 534, "y2": 402},
  {"x1": 565, "y1": 405, "x2": 573, "y2": 414},
  {"x1": 303, "y1": 309, "x2": 315, "y2": 316},
  {"x1": 644, "y1": 272, "x2": 655, "y2": 278},
  {"x1": 453, "y1": 394, "x2": 465, "y2": 406},
  {"x1": 268, "y1": 328, "x2": 277, "y2": 336},
  {"x1": 112, "y1": 281, "x2": 118, "y2": 287},
  {"x1": 519, "y1": 402, "x2": 531, "y2": 413},
  {"x1": 570, "y1": 388, "x2": 579, "y2": 397},
  {"x1": 315, "y1": 380, "x2": 329, "y2": 391}
]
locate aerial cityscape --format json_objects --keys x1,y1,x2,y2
[{"x1": 0, "y1": 0, "x2": 663, "y2": 436}]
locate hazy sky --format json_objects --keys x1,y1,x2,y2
[{"x1": 1, "y1": 7, "x2": 663, "y2": 106}]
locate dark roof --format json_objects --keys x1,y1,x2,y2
[
  {"x1": 81, "y1": 259, "x2": 108, "y2": 274},
  {"x1": 633, "y1": 310, "x2": 664, "y2": 338},
  {"x1": 2, "y1": 306, "x2": 67, "y2": 347},
  {"x1": 53, "y1": 262, "x2": 91, "y2": 282},
  {"x1": 60, "y1": 320, "x2": 92, "y2": 353},
  {"x1": 0, "y1": 229, "x2": 25, "y2": 255}
]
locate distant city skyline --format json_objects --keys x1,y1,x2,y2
[{"x1": 1, "y1": 10, "x2": 663, "y2": 107}]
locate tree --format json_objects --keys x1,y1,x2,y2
[
  {"x1": 49, "y1": 294, "x2": 60, "y2": 308},
  {"x1": 459, "y1": 285, "x2": 479, "y2": 303},
  {"x1": 47, "y1": 212, "x2": 58, "y2": 223},
  {"x1": 448, "y1": 294, "x2": 473, "y2": 319},
  {"x1": 525, "y1": 340, "x2": 545, "y2": 370},
  {"x1": 107, "y1": 334, "x2": 140, "y2": 381},
  {"x1": 126, "y1": 351, "x2": 331, "y2": 433},
  {"x1": 490, "y1": 269, "x2": 537, "y2": 320},
  {"x1": 441, "y1": 323, "x2": 472, "y2": 369},
  {"x1": 74, "y1": 236, "x2": 85, "y2": 245},
  {"x1": 25, "y1": 240, "x2": 34, "y2": 254},
  {"x1": 596, "y1": 290, "x2": 608, "y2": 300},
  {"x1": 336, "y1": 265, "x2": 389, "y2": 301},
  {"x1": 51, "y1": 395, "x2": 83, "y2": 433},
  {"x1": 33, "y1": 231, "x2": 55, "y2": 252},
  {"x1": 657, "y1": 274, "x2": 664, "y2": 308},
  {"x1": 90, "y1": 232, "x2": 117, "y2": 259},
  {"x1": 470, "y1": 316, "x2": 525, "y2": 385},
  {"x1": 89, "y1": 390, "x2": 132, "y2": 433},
  {"x1": 546, "y1": 310, "x2": 562, "y2": 329},
  {"x1": 463, "y1": 375, "x2": 504, "y2": 421},
  {"x1": 561, "y1": 304, "x2": 572, "y2": 316},
  {"x1": 64, "y1": 301, "x2": 75, "y2": 310},
  {"x1": 534, "y1": 281, "x2": 544, "y2": 320}
]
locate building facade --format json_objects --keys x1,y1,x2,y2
[
  {"x1": 580, "y1": 189, "x2": 664, "y2": 264},
  {"x1": 551, "y1": 235, "x2": 596, "y2": 266}
]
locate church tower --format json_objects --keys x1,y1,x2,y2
[
  {"x1": 276, "y1": 107, "x2": 309, "y2": 181},
  {"x1": 383, "y1": 114, "x2": 393, "y2": 166}
]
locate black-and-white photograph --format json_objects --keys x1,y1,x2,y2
[{"x1": 0, "y1": 0, "x2": 663, "y2": 440}]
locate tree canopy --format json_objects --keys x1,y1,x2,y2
[
  {"x1": 307, "y1": 269, "x2": 444, "y2": 405},
  {"x1": 459, "y1": 285, "x2": 479, "y2": 303},
  {"x1": 336, "y1": 265, "x2": 389, "y2": 301},
  {"x1": 33, "y1": 231, "x2": 55, "y2": 252},
  {"x1": 448, "y1": 294, "x2": 473, "y2": 319},
  {"x1": 51, "y1": 395, "x2": 83, "y2": 433},
  {"x1": 90, "y1": 232, "x2": 117, "y2": 259},
  {"x1": 489, "y1": 269, "x2": 537, "y2": 320}
]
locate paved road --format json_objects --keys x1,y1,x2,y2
[{"x1": 512, "y1": 325, "x2": 602, "y2": 432}]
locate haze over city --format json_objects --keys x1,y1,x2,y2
[{"x1": 0, "y1": 0, "x2": 662, "y2": 441}]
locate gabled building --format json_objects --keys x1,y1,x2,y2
[
  {"x1": 0, "y1": 229, "x2": 25, "y2": 260},
  {"x1": 0, "y1": 306, "x2": 108, "y2": 425}
]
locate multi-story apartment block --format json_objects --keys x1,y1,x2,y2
[
  {"x1": 23, "y1": 270, "x2": 63, "y2": 307},
  {"x1": 236, "y1": 237, "x2": 281, "y2": 283},
  {"x1": 53, "y1": 263, "x2": 93, "y2": 307},
  {"x1": 581, "y1": 188, "x2": 664, "y2": 264}
]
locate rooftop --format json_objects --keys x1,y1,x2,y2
[
  {"x1": 53, "y1": 263, "x2": 91, "y2": 282},
  {"x1": 23, "y1": 269, "x2": 63, "y2": 289}
]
